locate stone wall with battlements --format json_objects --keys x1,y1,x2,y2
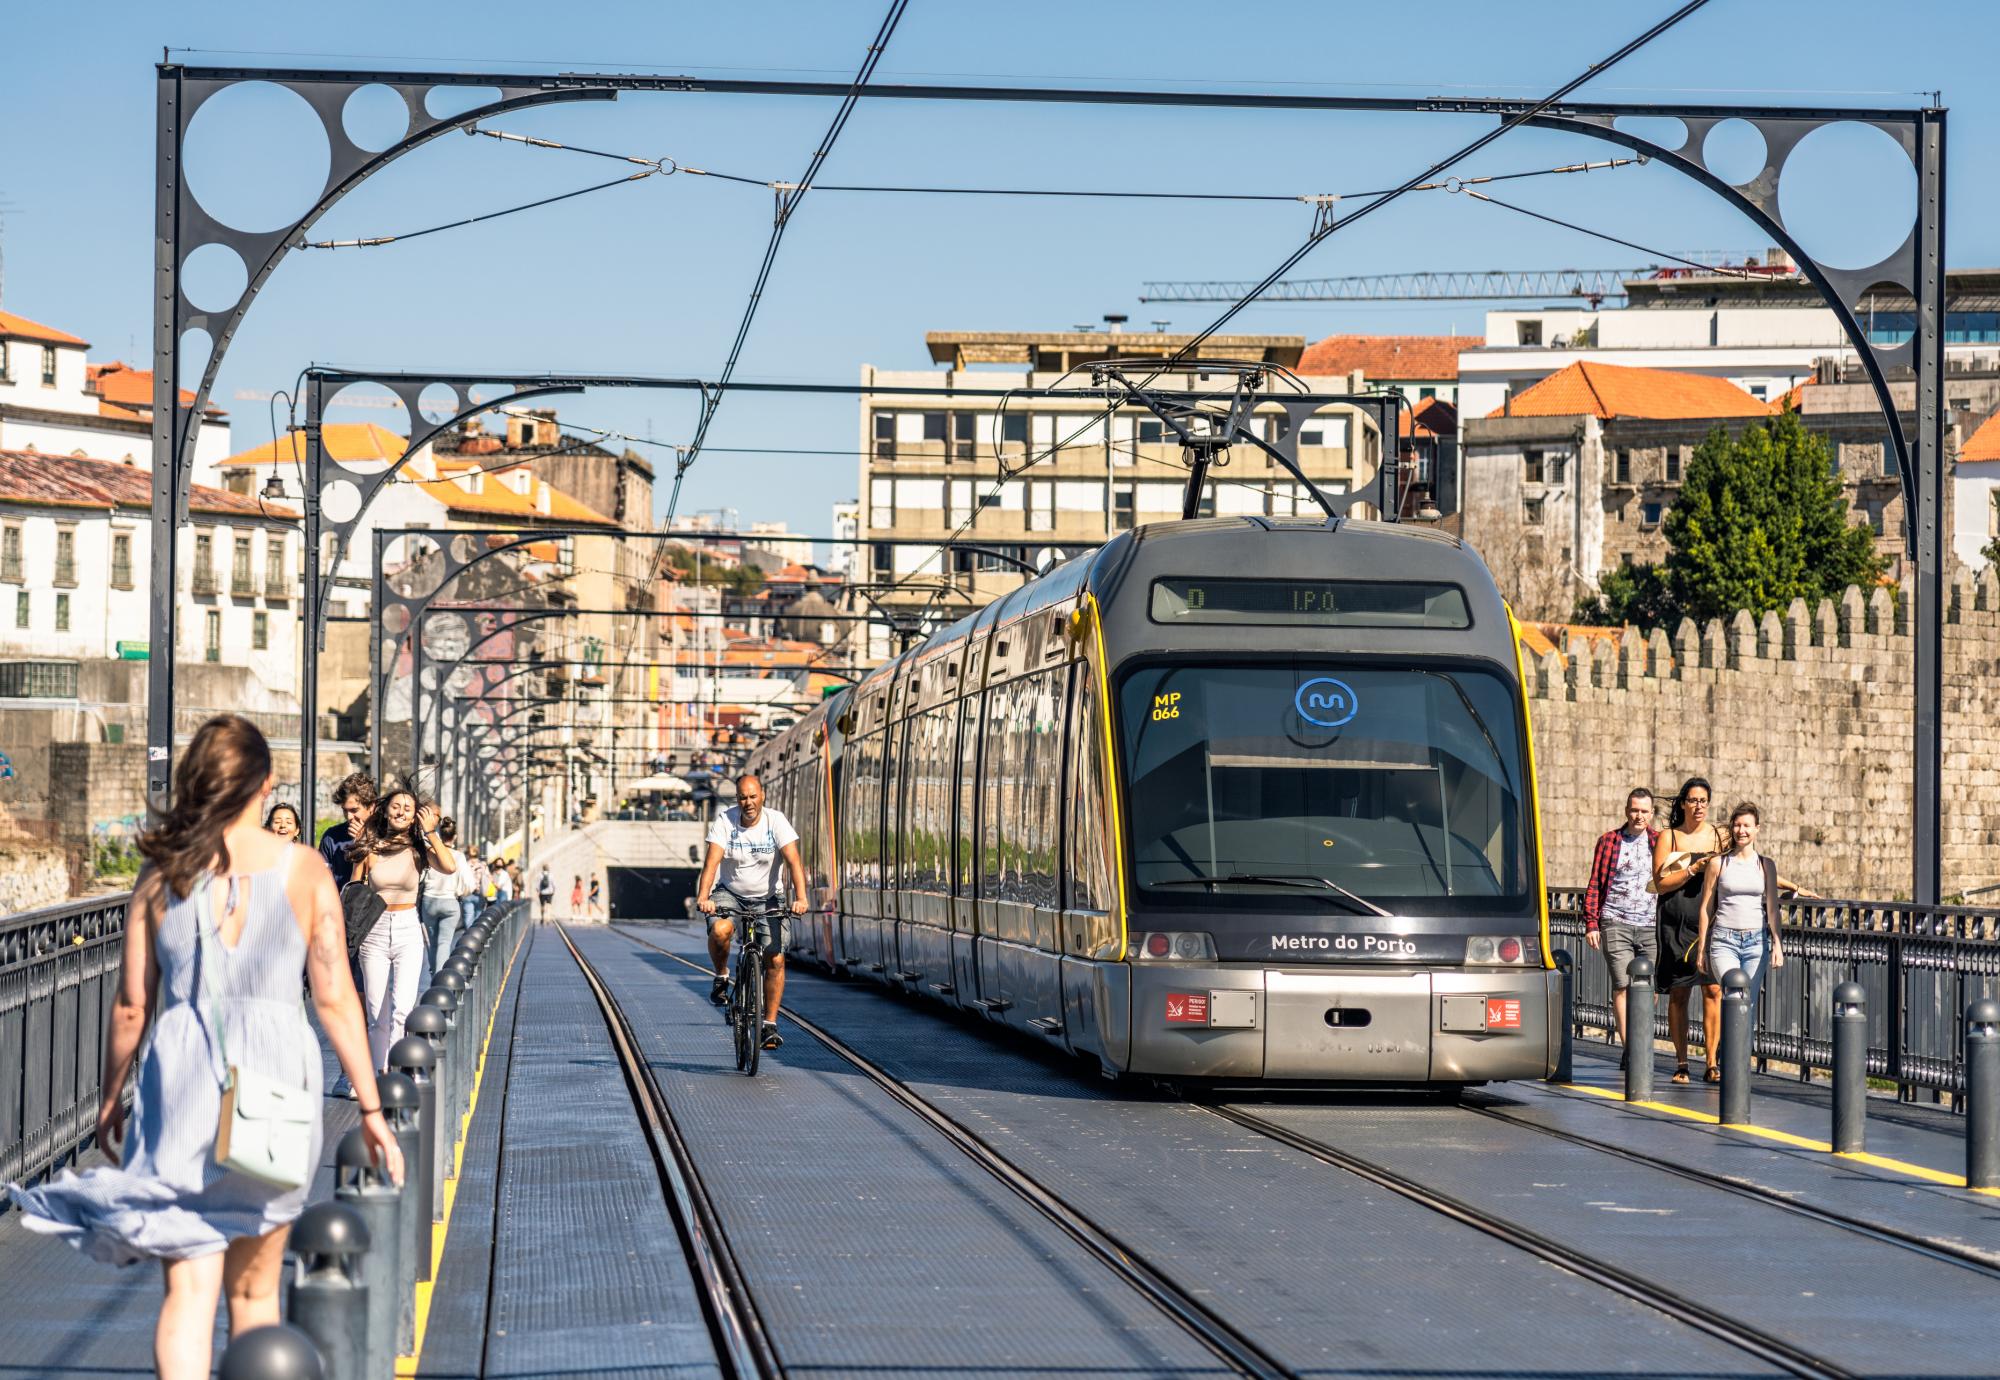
[{"x1": 1525, "y1": 568, "x2": 2000, "y2": 900}]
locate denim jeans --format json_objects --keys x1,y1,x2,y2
[
  {"x1": 459, "y1": 894, "x2": 483, "y2": 934},
  {"x1": 421, "y1": 895, "x2": 460, "y2": 978},
  {"x1": 1707, "y1": 926, "x2": 1770, "y2": 1011}
]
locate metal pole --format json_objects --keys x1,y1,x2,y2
[
  {"x1": 216, "y1": 1324, "x2": 326, "y2": 1380},
  {"x1": 378, "y1": 1071, "x2": 423, "y2": 1357},
  {"x1": 1832, "y1": 982, "x2": 1867, "y2": 1153},
  {"x1": 1718, "y1": 969, "x2": 1752, "y2": 1126},
  {"x1": 145, "y1": 67, "x2": 183, "y2": 814},
  {"x1": 370, "y1": 528, "x2": 387, "y2": 783},
  {"x1": 1625, "y1": 957, "x2": 1654, "y2": 1103},
  {"x1": 406, "y1": 1003, "x2": 450, "y2": 1215},
  {"x1": 331, "y1": 1130, "x2": 398, "y2": 1380},
  {"x1": 1966, "y1": 998, "x2": 2000, "y2": 1190},
  {"x1": 387, "y1": 1035, "x2": 436, "y2": 1279},
  {"x1": 286, "y1": 1201, "x2": 367, "y2": 1380},
  {"x1": 1912, "y1": 109, "x2": 1946, "y2": 908},
  {"x1": 300, "y1": 374, "x2": 325, "y2": 828}
]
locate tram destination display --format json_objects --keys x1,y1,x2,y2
[{"x1": 1149, "y1": 577, "x2": 1470, "y2": 628}]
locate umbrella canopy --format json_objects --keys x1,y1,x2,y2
[{"x1": 624, "y1": 773, "x2": 692, "y2": 795}]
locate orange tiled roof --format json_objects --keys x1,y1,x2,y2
[
  {"x1": 1964, "y1": 412, "x2": 2000, "y2": 464},
  {"x1": 0, "y1": 310, "x2": 87, "y2": 348},
  {"x1": 0, "y1": 449, "x2": 295, "y2": 520},
  {"x1": 86, "y1": 362, "x2": 224, "y2": 420},
  {"x1": 415, "y1": 467, "x2": 616, "y2": 526},
  {"x1": 1491, "y1": 361, "x2": 1765, "y2": 420},
  {"x1": 222, "y1": 422, "x2": 410, "y2": 467},
  {"x1": 1768, "y1": 381, "x2": 1807, "y2": 414},
  {"x1": 1400, "y1": 396, "x2": 1457, "y2": 439},
  {"x1": 1298, "y1": 334, "x2": 1479, "y2": 381}
]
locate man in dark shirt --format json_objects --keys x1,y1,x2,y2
[{"x1": 318, "y1": 771, "x2": 378, "y2": 889}]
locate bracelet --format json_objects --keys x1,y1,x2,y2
[{"x1": 357, "y1": 1104, "x2": 382, "y2": 1116}]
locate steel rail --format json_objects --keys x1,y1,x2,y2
[
  {"x1": 1459, "y1": 1096, "x2": 2000, "y2": 1277},
  {"x1": 612, "y1": 925, "x2": 1292, "y2": 1380},
  {"x1": 1200, "y1": 1103, "x2": 1857, "y2": 1380},
  {"x1": 557, "y1": 924, "x2": 781, "y2": 1379}
]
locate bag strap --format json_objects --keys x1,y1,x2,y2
[{"x1": 191, "y1": 875, "x2": 233, "y2": 1086}]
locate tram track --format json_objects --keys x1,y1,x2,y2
[
  {"x1": 607, "y1": 923, "x2": 1295, "y2": 1380},
  {"x1": 1198, "y1": 1102, "x2": 1859, "y2": 1380},
  {"x1": 1461, "y1": 1095, "x2": 2000, "y2": 1277},
  {"x1": 557, "y1": 924, "x2": 782, "y2": 1380}
]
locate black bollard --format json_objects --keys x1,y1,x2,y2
[
  {"x1": 333, "y1": 1129, "x2": 399, "y2": 1380},
  {"x1": 377, "y1": 1072, "x2": 423, "y2": 1357},
  {"x1": 1625, "y1": 957, "x2": 1655, "y2": 1103},
  {"x1": 1832, "y1": 982, "x2": 1867, "y2": 1154},
  {"x1": 405, "y1": 1003, "x2": 450, "y2": 1216},
  {"x1": 387, "y1": 1033, "x2": 438, "y2": 1275},
  {"x1": 421, "y1": 987, "x2": 462, "y2": 1136},
  {"x1": 1966, "y1": 999, "x2": 2000, "y2": 1190},
  {"x1": 1551, "y1": 950, "x2": 1574, "y2": 1083},
  {"x1": 286, "y1": 1201, "x2": 367, "y2": 1380},
  {"x1": 217, "y1": 1324, "x2": 326, "y2": 1380},
  {"x1": 1718, "y1": 968, "x2": 1752, "y2": 1126}
]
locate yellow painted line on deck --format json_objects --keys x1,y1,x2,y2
[
  {"x1": 1555, "y1": 1080, "x2": 1999, "y2": 1194},
  {"x1": 396, "y1": 921, "x2": 530, "y2": 1377}
]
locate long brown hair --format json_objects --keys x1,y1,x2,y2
[
  {"x1": 355, "y1": 784, "x2": 435, "y2": 869},
  {"x1": 137, "y1": 714, "x2": 272, "y2": 899}
]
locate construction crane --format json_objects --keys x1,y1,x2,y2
[{"x1": 1139, "y1": 255, "x2": 1791, "y2": 308}]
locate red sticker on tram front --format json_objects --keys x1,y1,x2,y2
[
  {"x1": 1166, "y1": 992, "x2": 1209, "y2": 1024},
  {"x1": 1486, "y1": 998, "x2": 1522, "y2": 1030}
]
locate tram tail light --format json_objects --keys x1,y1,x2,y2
[
  {"x1": 1467, "y1": 936, "x2": 1535, "y2": 966},
  {"x1": 1131, "y1": 932, "x2": 1217, "y2": 962}
]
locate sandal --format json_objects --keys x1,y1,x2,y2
[
  {"x1": 1704, "y1": 1065, "x2": 1722, "y2": 1083},
  {"x1": 1671, "y1": 1064, "x2": 1691, "y2": 1084}
]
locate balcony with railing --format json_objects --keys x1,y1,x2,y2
[
  {"x1": 52, "y1": 557, "x2": 76, "y2": 589},
  {"x1": 191, "y1": 565, "x2": 218, "y2": 596}
]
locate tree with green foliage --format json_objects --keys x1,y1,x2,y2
[
  {"x1": 662, "y1": 545, "x2": 765, "y2": 596},
  {"x1": 1982, "y1": 490, "x2": 2000, "y2": 571},
  {"x1": 1575, "y1": 408, "x2": 1886, "y2": 627}
]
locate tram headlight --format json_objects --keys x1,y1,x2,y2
[
  {"x1": 1130, "y1": 932, "x2": 1217, "y2": 961},
  {"x1": 1466, "y1": 935, "x2": 1535, "y2": 966}
]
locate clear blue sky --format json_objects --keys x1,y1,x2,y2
[{"x1": 2, "y1": 1, "x2": 1993, "y2": 536}]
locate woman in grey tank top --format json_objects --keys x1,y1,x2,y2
[
  {"x1": 6, "y1": 715, "x2": 400, "y2": 1380},
  {"x1": 1695, "y1": 801, "x2": 1818, "y2": 1013}
]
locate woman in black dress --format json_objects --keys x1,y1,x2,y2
[{"x1": 1652, "y1": 777, "x2": 1729, "y2": 1084}]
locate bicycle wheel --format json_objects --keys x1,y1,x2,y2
[{"x1": 733, "y1": 949, "x2": 763, "y2": 1076}]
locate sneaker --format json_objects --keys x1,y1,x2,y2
[
  {"x1": 710, "y1": 976, "x2": 729, "y2": 1005},
  {"x1": 761, "y1": 1022, "x2": 783, "y2": 1050},
  {"x1": 331, "y1": 1074, "x2": 357, "y2": 1101}
]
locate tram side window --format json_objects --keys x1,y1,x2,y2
[
  {"x1": 907, "y1": 705, "x2": 952, "y2": 892},
  {"x1": 843, "y1": 730, "x2": 881, "y2": 892},
  {"x1": 1066, "y1": 667, "x2": 1114, "y2": 920},
  {"x1": 954, "y1": 691, "x2": 981, "y2": 899},
  {"x1": 1017, "y1": 670, "x2": 1063, "y2": 909},
  {"x1": 882, "y1": 713, "x2": 905, "y2": 891},
  {"x1": 981, "y1": 681, "x2": 1016, "y2": 901}
]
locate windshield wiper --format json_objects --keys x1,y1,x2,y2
[{"x1": 1150, "y1": 873, "x2": 1393, "y2": 917}]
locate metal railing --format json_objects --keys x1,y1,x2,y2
[
  {"x1": 0, "y1": 892, "x2": 128, "y2": 1191},
  {"x1": 1551, "y1": 889, "x2": 2000, "y2": 1100}
]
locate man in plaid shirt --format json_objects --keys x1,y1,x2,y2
[{"x1": 1584, "y1": 787, "x2": 1659, "y2": 1051}]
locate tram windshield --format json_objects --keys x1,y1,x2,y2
[{"x1": 1118, "y1": 662, "x2": 1534, "y2": 916}]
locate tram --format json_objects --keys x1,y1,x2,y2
[{"x1": 749, "y1": 516, "x2": 1560, "y2": 1085}]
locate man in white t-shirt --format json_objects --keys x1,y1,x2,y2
[{"x1": 696, "y1": 772, "x2": 809, "y2": 1048}]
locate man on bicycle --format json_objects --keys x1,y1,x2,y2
[{"x1": 696, "y1": 772, "x2": 809, "y2": 1050}]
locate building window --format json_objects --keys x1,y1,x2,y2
[
  {"x1": 1748, "y1": 383, "x2": 1768, "y2": 401},
  {"x1": 870, "y1": 543, "x2": 892, "y2": 581},
  {"x1": 13, "y1": 591, "x2": 26, "y2": 628},
  {"x1": 1523, "y1": 450, "x2": 1544, "y2": 484},
  {"x1": 232, "y1": 535, "x2": 254, "y2": 595},
  {"x1": 1614, "y1": 450, "x2": 1632, "y2": 484},
  {"x1": 0, "y1": 340, "x2": 9, "y2": 381},
  {"x1": 1000, "y1": 413, "x2": 1027, "y2": 446},
  {"x1": 1137, "y1": 419, "x2": 1164, "y2": 445},
  {"x1": 252, "y1": 611, "x2": 269, "y2": 650},
  {"x1": 873, "y1": 413, "x2": 896, "y2": 461},
  {"x1": 921, "y1": 412, "x2": 946, "y2": 445},
  {"x1": 1420, "y1": 386, "x2": 1436, "y2": 401},
  {"x1": 1546, "y1": 453, "x2": 1566, "y2": 485},
  {"x1": 111, "y1": 532, "x2": 133, "y2": 589},
  {"x1": 869, "y1": 477, "x2": 894, "y2": 530},
  {"x1": 1027, "y1": 480, "x2": 1055, "y2": 533},
  {"x1": 40, "y1": 346, "x2": 56, "y2": 386},
  {"x1": 54, "y1": 593, "x2": 69, "y2": 633},
  {"x1": 194, "y1": 531, "x2": 216, "y2": 594},
  {"x1": 0, "y1": 525, "x2": 20, "y2": 582},
  {"x1": 1516, "y1": 320, "x2": 1543, "y2": 347},
  {"x1": 53, "y1": 527, "x2": 76, "y2": 586},
  {"x1": 1522, "y1": 499, "x2": 1543, "y2": 527},
  {"x1": 1640, "y1": 502, "x2": 1663, "y2": 529},
  {"x1": 265, "y1": 536, "x2": 286, "y2": 596},
  {"x1": 1881, "y1": 439, "x2": 1899, "y2": 477},
  {"x1": 950, "y1": 412, "x2": 975, "y2": 462},
  {"x1": 205, "y1": 610, "x2": 221, "y2": 662},
  {"x1": 1666, "y1": 449, "x2": 1682, "y2": 483},
  {"x1": 1112, "y1": 484, "x2": 1135, "y2": 531}
]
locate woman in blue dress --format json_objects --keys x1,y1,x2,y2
[{"x1": 8, "y1": 715, "x2": 400, "y2": 1379}]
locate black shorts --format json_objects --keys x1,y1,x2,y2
[{"x1": 710, "y1": 899, "x2": 787, "y2": 960}]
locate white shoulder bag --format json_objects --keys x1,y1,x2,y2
[{"x1": 195, "y1": 873, "x2": 316, "y2": 1190}]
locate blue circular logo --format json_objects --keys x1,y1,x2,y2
[{"x1": 1295, "y1": 677, "x2": 1359, "y2": 728}]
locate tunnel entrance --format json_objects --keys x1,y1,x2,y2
[{"x1": 607, "y1": 866, "x2": 701, "y2": 922}]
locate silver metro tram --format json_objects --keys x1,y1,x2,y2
[{"x1": 749, "y1": 517, "x2": 1560, "y2": 1085}]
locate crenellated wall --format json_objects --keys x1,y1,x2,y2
[{"x1": 1525, "y1": 568, "x2": 2000, "y2": 900}]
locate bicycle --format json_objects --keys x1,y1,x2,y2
[{"x1": 723, "y1": 900, "x2": 788, "y2": 1076}]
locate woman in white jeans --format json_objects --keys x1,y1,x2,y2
[
  {"x1": 1695, "y1": 801, "x2": 1816, "y2": 1014},
  {"x1": 352, "y1": 789, "x2": 453, "y2": 1070}
]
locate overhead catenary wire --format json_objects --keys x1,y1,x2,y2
[{"x1": 1454, "y1": 187, "x2": 1783, "y2": 282}]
